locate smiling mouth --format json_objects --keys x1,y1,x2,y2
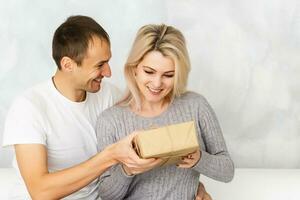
[
  {"x1": 147, "y1": 86, "x2": 163, "y2": 94},
  {"x1": 94, "y1": 78, "x2": 101, "y2": 83}
]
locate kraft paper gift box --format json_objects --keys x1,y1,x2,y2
[{"x1": 133, "y1": 121, "x2": 200, "y2": 166}]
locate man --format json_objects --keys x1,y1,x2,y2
[{"x1": 2, "y1": 15, "x2": 211, "y2": 199}]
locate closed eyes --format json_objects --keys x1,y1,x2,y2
[{"x1": 143, "y1": 70, "x2": 174, "y2": 78}]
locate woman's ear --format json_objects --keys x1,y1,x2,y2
[{"x1": 60, "y1": 56, "x2": 76, "y2": 72}]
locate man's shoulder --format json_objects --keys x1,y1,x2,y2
[
  {"x1": 5, "y1": 80, "x2": 52, "y2": 124},
  {"x1": 21, "y1": 79, "x2": 51, "y2": 96},
  {"x1": 12, "y1": 80, "x2": 52, "y2": 107}
]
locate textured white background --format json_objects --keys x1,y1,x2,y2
[{"x1": 0, "y1": 0, "x2": 299, "y2": 168}]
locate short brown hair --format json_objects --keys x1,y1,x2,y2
[{"x1": 52, "y1": 15, "x2": 110, "y2": 69}]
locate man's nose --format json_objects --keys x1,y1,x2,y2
[{"x1": 102, "y1": 63, "x2": 111, "y2": 78}]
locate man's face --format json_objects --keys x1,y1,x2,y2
[{"x1": 73, "y1": 36, "x2": 112, "y2": 93}]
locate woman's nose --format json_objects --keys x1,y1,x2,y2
[{"x1": 152, "y1": 76, "x2": 162, "y2": 88}]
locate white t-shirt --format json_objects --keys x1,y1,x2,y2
[{"x1": 2, "y1": 79, "x2": 120, "y2": 200}]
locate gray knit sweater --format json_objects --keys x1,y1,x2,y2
[{"x1": 96, "y1": 92, "x2": 234, "y2": 200}]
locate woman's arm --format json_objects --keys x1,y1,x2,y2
[
  {"x1": 195, "y1": 97, "x2": 234, "y2": 182},
  {"x1": 178, "y1": 96, "x2": 234, "y2": 183}
]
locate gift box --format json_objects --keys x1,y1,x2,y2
[{"x1": 133, "y1": 121, "x2": 200, "y2": 166}]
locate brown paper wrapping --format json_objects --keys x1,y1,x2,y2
[{"x1": 133, "y1": 121, "x2": 199, "y2": 166}]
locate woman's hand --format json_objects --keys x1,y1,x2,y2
[{"x1": 177, "y1": 150, "x2": 201, "y2": 168}]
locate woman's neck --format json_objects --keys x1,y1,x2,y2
[{"x1": 131, "y1": 100, "x2": 170, "y2": 118}]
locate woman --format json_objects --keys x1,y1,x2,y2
[{"x1": 96, "y1": 24, "x2": 234, "y2": 200}]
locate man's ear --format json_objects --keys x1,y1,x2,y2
[{"x1": 60, "y1": 56, "x2": 76, "y2": 72}]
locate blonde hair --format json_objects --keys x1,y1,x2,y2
[{"x1": 119, "y1": 24, "x2": 191, "y2": 110}]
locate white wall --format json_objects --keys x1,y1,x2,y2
[{"x1": 0, "y1": 0, "x2": 299, "y2": 168}]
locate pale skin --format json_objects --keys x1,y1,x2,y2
[
  {"x1": 121, "y1": 51, "x2": 212, "y2": 200},
  {"x1": 15, "y1": 36, "x2": 210, "y2": 200},
  {"x1": 15, "y1": 133, "x2": 158, "y2": 200},
  {"x1": 15, "y1": 37, "x2": 160, "y2": 200}
]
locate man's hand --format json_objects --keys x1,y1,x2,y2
[
  {"x1": 109, "y1": 132, "x2": 162, "y2": 175},
  {"x1": 195, "y1": 182, "x2": 212, "y2": 200},
  {"x1": 121, "y1": 158, "x2": 161, "y2": 175}
]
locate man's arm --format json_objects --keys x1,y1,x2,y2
[
  {"x1": 15, "y1": 144, "x2": 116, "y2": 200},
  {"x1": 97, "y1": 125, "x2": 161, "y2": 200},
  {"x1": 15, "y1": 133, "x2": 155, "y2": 200}
]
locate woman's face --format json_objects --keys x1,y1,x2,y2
[{"x1": 135, "y1": 51, "x2": 175, "y2": 105}]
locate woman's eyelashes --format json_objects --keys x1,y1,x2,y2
[
  {"x1": 143, "y1": 70, "x2": 174, "y2": 78},
  {"x1": 164, "y1": 74, "x2": 174, "y2": 78},
  {"x1": 144, "y1": 70, "x2": 154, "y2": 74}
]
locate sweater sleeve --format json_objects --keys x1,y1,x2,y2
[
  {"x1": 192, "y1": 96, "x2": 234, "y2": 183},
  {"x1": 96, "y1": 112, "x2": 134, "y2": 199}
]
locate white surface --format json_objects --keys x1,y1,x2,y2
[
  {"x1": 0, "y1": 168, "x2": 300, "y2": 200},
  {"x1": 201, "y1": 168, "x2": 300, "y2": 200}
]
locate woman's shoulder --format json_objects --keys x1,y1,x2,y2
[
  {"x1": 177, "y1": 91, "x2": 208, "y2": 104},
  {"x1": 174, "y1": 91, "x2": 214, "y2": 113},
  {"x1": 98, "y1": 104, "x2": 128, "y2": 120}
]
